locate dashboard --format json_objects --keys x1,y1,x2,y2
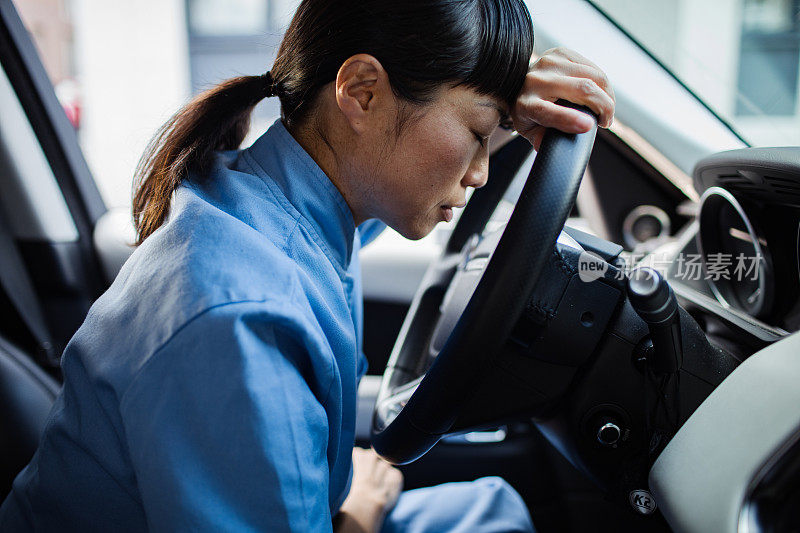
[
  {"x1": 661, "y1": 147, "x2": 800, "y2": 342},
  {"x1": 645, "y1": 147, "x2": 800, "y2": 531}
]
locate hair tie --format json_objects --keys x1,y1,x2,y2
[{"x1": 261, "y1": 71, "x2": 276, "y2": 98}]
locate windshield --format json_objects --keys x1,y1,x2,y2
[{"x1": 592, "y1": 0, "x2": 800, "y2": 148}]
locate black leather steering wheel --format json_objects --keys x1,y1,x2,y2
[{"x1": 371, "y1": 103, "x2": 598, "y2": 464}]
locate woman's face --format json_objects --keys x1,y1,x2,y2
[{"x1": 357, "y1": 86, "x2": 507, "y2": 240}]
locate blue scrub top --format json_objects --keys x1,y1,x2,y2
[{"x1": 1, "y1": 119, "x2": 387, "y2": 531}]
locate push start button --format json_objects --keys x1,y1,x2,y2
[{"x1": 597, "y1": 422, "x2": 621, "y2": 446}]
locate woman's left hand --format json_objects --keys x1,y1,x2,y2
[
  {"x1": 511, "y1": 47, "x2": 616, "y2": 150},
  {"x1": 334, "y1": 447, "x2": 404, "y2": 533}
]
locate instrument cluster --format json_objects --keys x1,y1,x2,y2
[{"x1": 682, "y1": 148, "x2": 800, "y2": 332}]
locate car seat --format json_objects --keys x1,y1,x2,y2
[{"x1": 0, "y1": 335, "x2": 59, "y2": 499}]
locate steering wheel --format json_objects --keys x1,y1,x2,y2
[{"x1": 371, "y1": 103, "x2": 598, "y2": 464}]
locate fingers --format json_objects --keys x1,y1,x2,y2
[
  {"x1": 553, "y1": 60, "x2": 616, "y2": 104},
  {"x1": 515, "y1": 99, "x2": 595, "y2": 137},
  {"x1": 542, "y1": 47, "x2": 602, "y2": 76},
  {"x1": 351, "y1": 447, "x2": 404, "y2": 497},
  {"x1": 383, "y1": 466, "x2": 404, "y2": 508},
  {"x1": 352, "y1": 446, "x2": 382, "y2": 477},
  {"x1": 349, "y1": 447, "x2": 403, "y2": 511},
  {"x1": 513, "y1": 47, "x2": 616, "y2": 141},
  {"x1": 522, "y1": 73, "x2": 615, "y2": 128}
]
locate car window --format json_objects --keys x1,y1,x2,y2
[
  {"x1": 592, "y1": 0, "x2": 800, "y2": 147},
  {"x1": 12, "y1": 0, "x2": 719, "y2": 232},
  {"x1": 0, "y1": 60, "x2": 77, "y2": 241},
  {"x1": 11, "y1": 0, "x2": 300, "y2": 210}
]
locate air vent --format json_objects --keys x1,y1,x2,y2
[
  {"x1": 705, "y1": 166, "x2": 800, "y2": 206},
  {"x1": 726, "y1": 183, "x2": 763, "y2": 192},
  {"x1": 719, "y1": 173, "x2": 771, "y2": 203},
  {"x1": 765, "y1": 175, "x2": 800, "y2": 192},
  {"x1": 716, "y1": 173, "x2": 753, "y2": 185},
  {"x1": 716, "y1": 173, "x2": 762, "y2": 195}
]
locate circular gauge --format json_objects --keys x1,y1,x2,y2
[
  {"x1": 622, "y1": 205, "x2": 671, "y2": 249},
  {"x1": 696, "y1": 187, "x2": 774, "y2": 317}
]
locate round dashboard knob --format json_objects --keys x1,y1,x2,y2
[{"x1": 597, "y1": 422, "x2": 622, "y2": 446}]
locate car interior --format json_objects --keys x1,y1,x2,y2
[{"x1": 2, "y1": 0, "x2": 800, "y2": 531}]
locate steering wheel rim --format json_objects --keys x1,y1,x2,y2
[{"x1": 372, "y1": 103, "x2": 598, "y2": 464}]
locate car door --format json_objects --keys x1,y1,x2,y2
[
  {"x1": 0, "y1": 0, "x2": 106, "y2": 373},
  {"x1": 0, "y1": 0, "x2": 113, "y2": 497}
]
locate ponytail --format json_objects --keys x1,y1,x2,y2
[{"x1": 132, "y1": 72, "x2": 277, "y2": 244}]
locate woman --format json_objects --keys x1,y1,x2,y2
[{"x1": 1, "y1": 0, "x2": 614, "y2": 531}]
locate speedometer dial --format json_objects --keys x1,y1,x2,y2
[{"x1": 697, "y1": 187, "x2": 774, "y2": 317}]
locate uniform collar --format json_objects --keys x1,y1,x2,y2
[{"x1": 244, "y1": 119, "x2": 356, "y2": 272}]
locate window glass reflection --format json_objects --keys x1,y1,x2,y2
[{"x1": 188, "y1": 0, "x2": 269, "y2": 36}]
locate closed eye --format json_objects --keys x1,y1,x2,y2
[{"x1": 473, "y1": 131, "x2": 489, "y2": 147}]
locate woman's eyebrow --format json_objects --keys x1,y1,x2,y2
[{"x1": 477, "y1": 100, "x2": 510, "y2": 124}]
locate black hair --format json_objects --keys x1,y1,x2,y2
[{"x1": 133, "y1": 0, "x2": 534, "y2": 243}]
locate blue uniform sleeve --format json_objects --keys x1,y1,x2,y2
[
  {"x1": 119, "y1": 301, "x2": 334, "y2": 532},
  {"x1": 357, "y1": 219, "x2": 386, "y2": 248}
]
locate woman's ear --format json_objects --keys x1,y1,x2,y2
[{"x1": 335, "y1": 54, "x2": 392, "y2": 134}]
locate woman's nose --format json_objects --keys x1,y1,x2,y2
[{"x1": 462, "y1": 153, "x2": 489, "y2": 189}]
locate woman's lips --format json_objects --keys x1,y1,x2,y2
[
  {"x1": 441, "y1": 206, "x2": 453, "y2": 222},
  {"x1": 440, "y1": 201, "x2": 465, "y2": 223}
]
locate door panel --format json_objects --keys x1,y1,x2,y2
[{"x1": 0, "y1": 1, "x2": 107, "y2": 362}]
